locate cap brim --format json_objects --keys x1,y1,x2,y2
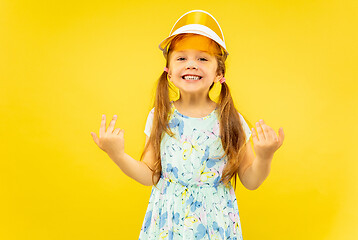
[
  {"x1": 158, "y1": 35, "x2": 176, "y2": 52},
  {"x1": 159, "y1": 32, "x2": 229, "y2": 57}
]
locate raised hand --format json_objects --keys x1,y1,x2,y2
[
  {"x1": 91, "y1": 114, "x2": 125, "y2": 159},
  {"x1": 251, "y1": 119, "x2": 284, "y2": 161}
]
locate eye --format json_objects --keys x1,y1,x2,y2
[{"x1": 177, "y1": 57, "x2": 208, "y2": 61}]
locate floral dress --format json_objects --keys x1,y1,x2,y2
[{"x1": 139, "y1": 101, "x2": 252, "y2": 240}]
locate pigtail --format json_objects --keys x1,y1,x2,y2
[
  {"x1": 139, "y1": 70, "x2": 173, "y2": 187},
  {"x1": 218, "y1": 82, "x2": 250, "y2": 190}
]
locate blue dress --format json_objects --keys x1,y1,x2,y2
[{"x1": 139, "y1": 101, "x2": 252, "y2": 240}]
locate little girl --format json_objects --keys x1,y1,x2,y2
[{"x1": 91, "y1": 9, "x2": 284, "y2": 240}]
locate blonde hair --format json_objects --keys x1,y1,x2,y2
[{"x1": 140, "y1": 33, "x2": 252, "y2": 190}]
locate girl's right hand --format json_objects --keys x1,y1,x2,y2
[{"x1": 91, "y1": 114, "x2": 125, "y2": 159}]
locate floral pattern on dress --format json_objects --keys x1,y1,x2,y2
[{"x1": 139, "y1": 101, "x2": 252, "y2": 239}]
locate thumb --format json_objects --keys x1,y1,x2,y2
[
  {"x1": 91, "y1": 132, "x2": 100, "y2": 146},
  {"x1": 278, "y1": 128, "x2": 285, "y2": 146}
]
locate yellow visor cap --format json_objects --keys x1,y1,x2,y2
[{"x1": 159, "y1": 10, "x2": 229, "y2": 57}]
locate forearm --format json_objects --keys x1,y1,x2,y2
[
  {"x1": 241, "y1": 156, "x2": 273, "y2": 190},
  {"x1": 108, "y1": 152, "x2": 154, "y2": 186}
]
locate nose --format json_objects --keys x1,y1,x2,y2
[{"x1": 186, "y1": 60, "x2": 198, "y2": 70}]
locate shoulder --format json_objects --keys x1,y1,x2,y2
[
  {"x1": 237, "y1": 111, "x2": 252, "y2": 131},
  {"x1": 147, "y1": 107, "x2": 155, "y2": 116},
  {"x1": 145, "y1": 107, "x2": 155, "y2": 123},
  {"x1": 237, "y1": 111, "x2": 245, "y2": 122}
]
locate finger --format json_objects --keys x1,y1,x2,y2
[
  {"x1": 118, "y1": 129, "x2": 124, "y2": 138},
  {"x1": 269, "y1": 129, "x2": 278, "y2": 143},
  {"x1": 260, "y1": 120, "x2": 279, "y2": 143},
  {"x1": 256, "y1": 121, "x2": 265, "y2": 141},
  {"x1": 113, "y1": 128, "x2": 121, "y2": 135},
  {"x1": 107, "y1": 115, "x2": 117, "y2": 134},
  {"x1": 91, "y1": 132, "x2": 100, "y2": 146},
  {"x1": 272, "y1": 128, "x2": 279, "y2": 143},
  {"x1": 266, "y1": 125, "x2": 278, "y2": 143},
  {"x1": 99, "y1": 114, "x2": 106, "y2": 138},
  {"x1": 251, "y1": 127, "x2": 259, "y2": 142},
  {"x1": 259, "y1": 119, "x2": 270, "y2": 141}
]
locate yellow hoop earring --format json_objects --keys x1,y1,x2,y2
[
  {"x1": 167, "y1": 75, "x2": 180, "y2": 101},
  {"x1": 209, "y1": 81, "x2": 222, "y2": 103}
]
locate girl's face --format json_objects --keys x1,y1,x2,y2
[{"x1": 167, "y1": 34, "x2": 223, "y2": 98}]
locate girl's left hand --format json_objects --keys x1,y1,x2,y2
[{"x1": 252, "y1": 119, "x2": 285, "y2": 160}]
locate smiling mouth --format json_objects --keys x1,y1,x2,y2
[{"x1": 182, "y1": 76, "x2": 202, "y2": 80}]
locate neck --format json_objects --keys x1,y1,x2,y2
[{"x1": 174, "y1": 92, "x2": 216, "y2": 110}]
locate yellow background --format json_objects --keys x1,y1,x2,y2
[{"x1": 1, "y1": 0, "x2": 357, "y2": 239}]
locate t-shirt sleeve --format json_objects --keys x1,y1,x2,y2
[
  {"x1": 238, "y1": 112, "x2": 252, "y2": 143},
  {"x1": 144, "y1": 108, "x2": 155, "y2": 137}
]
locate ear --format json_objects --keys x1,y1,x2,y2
[
  {"x1": 167, "y1": 70, "x2": 172, "y2": 81},
  {"x1": 214, "y1": 73, "x2": 224, "y2": 83},
  {"x1": 168, "y1": 72, "x2": 171, "y2": 79}
]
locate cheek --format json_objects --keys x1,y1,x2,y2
[{"x1": 170, "y1": 69, "x2": 181, "y2": 77}]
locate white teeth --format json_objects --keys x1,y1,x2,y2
[{"x1": 184, "y1": 76, "x2": 201, "y2": 80}]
